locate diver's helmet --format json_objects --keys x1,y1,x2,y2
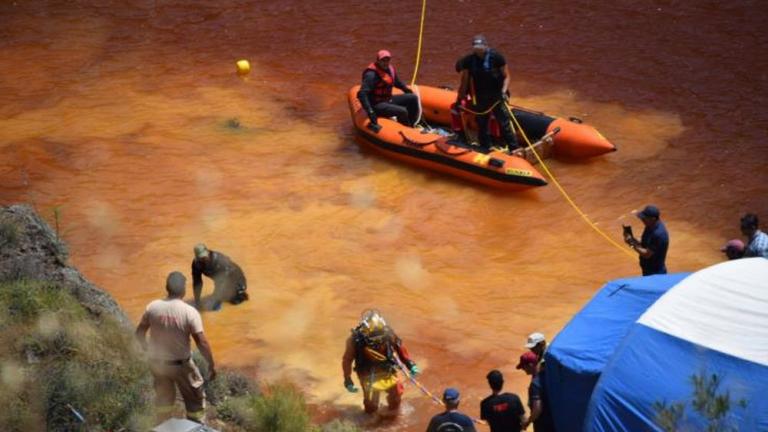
[{"x1": 358, "y1": 309, "x2": 388, "y2": 337}]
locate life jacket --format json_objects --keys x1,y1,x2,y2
[
  {"x1": 364, "y1": 63, "x2": 397, "y2": 105},
  {"x1": 351, "y1": 327, "x2": 399, "y2": 372}
]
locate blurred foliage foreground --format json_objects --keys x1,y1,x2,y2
[{"x1": 0, "y1": 279, "x2": 361, "y2": 432}]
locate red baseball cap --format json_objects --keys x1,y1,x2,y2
[
  {"x1": 377, "y1": 49, "x2": 392, "y2": 60},
  {"x1": 516, "y1": 351, "x2": 539, "y2": 369},
  {"x1": 721, "y1": 239, "x2": 745, "y2": 252}
]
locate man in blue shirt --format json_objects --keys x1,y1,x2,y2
[
  {"x1": 623, "y1": 205, "x2": 669, "y2": 276},
  {"x1": 740, "y1": 213, "x2": 768, "y2": 258},
  {"x1": 426, "y1": 388, "x2": 476, "y2": 432}
]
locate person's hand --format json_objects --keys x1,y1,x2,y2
[
  {"x1": 403, "y1": 87, "x2": 413, "y2": 94},
  {"x1": 502, "y1": 92, "x2": 510, "y2": 103},
  {"x1": 208, "y1": 367, "x2": 217, "y2": 381},
  {"x1": 344, "y1": 377, "x2": 358, "y2": 393},
  {"x1": 367, "y1": 122, "x2": 382, "y2": 133},
  {"x1": 409, "y1": 364, "x2": 421, "y2": 377}
]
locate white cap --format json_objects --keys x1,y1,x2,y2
[{"x1": 525, "y1": 332, "x2": 546, "y2": 348}]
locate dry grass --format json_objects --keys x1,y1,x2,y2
[{"x1": 0, "y1": 279, "x2": 153, "y2": 431}]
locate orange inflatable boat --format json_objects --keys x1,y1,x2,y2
[{"x1": 347, "y1": 85, "x2": 616, "y2": 190}]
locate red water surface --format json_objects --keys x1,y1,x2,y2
[{"x1": 1, "y1": 0, "x2": 766, "y2": 429}]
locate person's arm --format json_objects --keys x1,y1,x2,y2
[
  {"x1": 501, "y1": 64, "x2": 511, "y2": 99},
  {"x1": 192, "y1": 260, "x2": 203, "y2": 308},
  {"x1": 394, "y1": 336, "x2": 419, "y2": 375},
  {"x1": 524, "y1": 399, "x2": 543, "y2": 429},
  {"x1": 456, "y1": 69, "x2": 470, "y2": 105},
  {"x1": 631, "y1": 243, "x2": 653, "y2": 258},
  {"x1": 394, "y1": 74, "x2": 412, "y2": 93},
  {"x1": 134, "y1": 313, "x2": 150, "y2": 351},
  {"x1": 192, "y1": 331, "x2": 216, "y2": 380},
  {"x1": 342, "y1": 336, "x2": 359, "y2": 392},
  {"x1": 630, "y1": 233, "x2": 656, "y2": 258},
  {"x1": 357, "y1": 71, "x2": 379, "y2": 124},
  {"x1": 516, "y1": 398, "x2": 528, "y2": 429}
]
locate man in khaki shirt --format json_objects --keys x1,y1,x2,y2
[{"x1": 135, "y1": 271, "x2": 216, "y2": 423}]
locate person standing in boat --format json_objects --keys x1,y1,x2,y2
[
  {"x1": 455, "y1": 35, "x2": 520, "y2": 152},
  {"x1": 358, "y1": 50, "x2": 419, "y2": 132}
]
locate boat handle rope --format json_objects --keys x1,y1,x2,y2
[{"x1": 399, "y1": 130, "x2": 437, "y2": 147}]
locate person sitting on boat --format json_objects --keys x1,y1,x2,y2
[
  {"x1": 342, "y1": 309, "x2": 420, "y2": 414},
  {"x1": 455, "y1": 35, "x2": 520, "y2": 152},
  {"x1": 358, "y1": 50, "x2": 419, "y2": 132}
]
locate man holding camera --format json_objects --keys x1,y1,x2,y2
[{"x1": 623, "y1": 205, "x2": 669, "y2": 276}]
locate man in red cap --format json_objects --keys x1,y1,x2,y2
[
  {"x1": 721, "y1": 238, "x2": 745, "y2": 260},
  {"x1": 357, "y1": 49, "x2": 418, "y2": 132},
  {"x1": 518, "y1": 351, "x2": 555, "y2": 432}
]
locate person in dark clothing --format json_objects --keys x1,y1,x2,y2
[
  {"x1": 518, "y1": 352, "x2": 555, "y2": 432},
  {"x1": 623, "y1": 205, "x2": 669, "y2": 276},
  {"x1": 455, "y1": 35, "x2": 519, "y2": 152},
  {"x1": 740, "y1": 213, "x2": 768, "y2": 258},
  {"x1": 191, "y1": 243, "x2": 248, "y2": 310},
  {"x1": 358, "y1": 49, "x2": 419, "y2": 132},
  {"x1": 342, "y1": 310, "x2": 419, "y2": 415},
  {"x1": 426, "y1": 388, "x2": 477, "y2": 432},
  {"x1": 480, "y1": 370, "x2": 526, "y2": 432}
]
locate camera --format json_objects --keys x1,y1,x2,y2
[{"x1": 622, "y1": 224, "x2": 633, "y2": 238}]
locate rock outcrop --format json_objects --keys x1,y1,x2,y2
[{"x1": 0, "y1": 204, "x2": 129, "y2": 327}]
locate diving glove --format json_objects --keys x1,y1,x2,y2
[
  {"x1": 409, "y1": 364, "x2": 421, "y2": 377},
  {"x1": 344, "y1": 377, "x2": 358, "y2": 393}
]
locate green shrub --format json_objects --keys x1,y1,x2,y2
[
  {"x1": 250, "y1": 384, "x2": 313, "y2": 432},
  {"x1": 321, "y1": 419, "x2": 363, "y2": 432},
  {"x1": 0, "y1": 280, "x2": 84, "y2": 323},
  {"x1": 218, "y1": 383, "x2": 313, "y2": 432},
  {"x1": 193, "y1": 351, "x2": 259, "y2": 407}
]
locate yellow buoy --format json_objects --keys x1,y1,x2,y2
[{"x1": 236, "y1": 59, "x2": 250, "y2": 76}]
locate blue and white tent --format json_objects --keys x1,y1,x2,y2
[
  {"x1": 545, "y1": 273, "x2": 690, "y2": 432},
  {"x1": 585, "y1": 258, "x2": 768, "y2": 431}
]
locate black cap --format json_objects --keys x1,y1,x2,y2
[{"x1": 637, "y1": 205, "x2": 660, "y2": 219}]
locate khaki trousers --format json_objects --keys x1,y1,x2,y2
[{"x1": 150, "y1": 358, "x2": 206, "y2": 422}]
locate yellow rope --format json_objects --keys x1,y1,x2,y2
[
  {"x1": 504, "y1": 103, "x2": 635, "y2": 258},
  {"x1": 458, "y1": 100, "x2": 501, "y2": 116},
  {"x1": 410, "y1": 0, "x2": 427, "y2": 86}
]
